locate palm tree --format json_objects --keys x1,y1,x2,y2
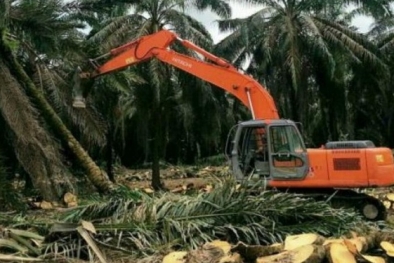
[
  {"x1": 71, "y1": 0, "x2": 232, "y2": 189},
  {"x1": 348, "y1": 14, "x2": 394, "y2": 147},
  {"x1": 0, "y1": 0, "x2": 114, "y2": 199},
  {"x1": 214, "y1": 0, "x2": 388, "y2": 143}
]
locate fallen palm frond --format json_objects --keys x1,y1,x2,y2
[
  {"x1": 0, "y1": 178, "x2": 383, "y2": 262},
  {"x1": 59, "y1": 178, "x2": 372, "y2": 254}
]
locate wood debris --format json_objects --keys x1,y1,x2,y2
[
  {"x1": 147, "y1": 231, "x2": 394, "y2": 263},
  {"x1": 63, "y1": 192, "x2": 78, "y2": 208}
]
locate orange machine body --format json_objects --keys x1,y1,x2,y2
[{"x1": 269, "y1": 147, "x2": 394, "y2": 188}]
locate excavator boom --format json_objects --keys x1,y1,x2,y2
[{"x1": 77, "y1": 30, "x2": 279, "y2": 120}]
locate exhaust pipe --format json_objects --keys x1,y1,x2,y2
[{"x1": 72, "y1": 66, "x2": 86, "y2": 108}]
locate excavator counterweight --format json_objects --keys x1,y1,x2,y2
[{"x1": 72, "y1": 29, "x2": 394, "y2": 221}]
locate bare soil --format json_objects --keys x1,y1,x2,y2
[{"x1": 114, "y1": 165, "x2": 228, "y2": 191}]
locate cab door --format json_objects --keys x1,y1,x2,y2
[{"x1": 268, "y1": 125, "x2": 309, "y2": 180}]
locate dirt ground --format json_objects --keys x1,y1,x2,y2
[{"x1": 115, "y1": 165, "x2": 228, "y2": 191}]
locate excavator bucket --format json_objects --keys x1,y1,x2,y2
[{"x1": 72, "y1": 66, "x2": 86, "y2": 108}]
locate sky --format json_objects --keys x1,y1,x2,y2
[{"x1": 187, "y1": 2, "x2": 375, "y2": 43}]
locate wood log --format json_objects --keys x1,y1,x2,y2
[
  {"x1": 143, "y1": 188, "x2": 154, "y2": 194},
  {"x1": 171, "y1": 185, "x2": 187, "y2": 194},
  {"x1": 383, "y1": 201, "x2": 391, "y2": 209},
  {"x1": 284, "y1": 233, "x2": 325, "y2": 250},
  {"x1": 326, "y1": 242, "x2": 356, "y2": 263},
  {"x1": 204, "y1": 184, "x2": 213, "y2": 193},
  {"x1": 184, "y1": 240, "x2": 243, "y2": 263},
  {"x1": 208, "y1": 240, "x2": 232, "y2": 254},
  {"x1": 344, "y1": 239, "x2": 386, "y2": 263},
  {"x1": 257, "y1": 244, "x2": 325, "y2": 263},
  {"x1": 162, "y1": 251, "x2": 188, "y2": 263},
  {"x1": 152, "y1": 229, "x2": 394, "y2": 263},
  {"x1": 343, "y1": 229, "x2": 378, "y2": 251},
  {"x1": 63, "y1": 192, "x2": 77, "y2": 205},
  {"x1": 40, "y1": 201, "x2": 53, "y2": 210},
  {"x1": 385, "y1": 193, "x2": 394, "y2": 202},
  {"x1": 380, "y1": 241, "x2": 394, "y2": 257},
  {"x1": 230, "y1": 241, "x2": 283, "y2": 262},
  {"x1": 323, "y1": 237, "x2": 368, "y2": 253}
]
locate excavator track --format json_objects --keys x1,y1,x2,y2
[{"x1": 276, "y1": 188, "x2": 387, "y2": 221}]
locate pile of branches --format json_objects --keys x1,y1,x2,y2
[{"x1": 0, "y1": 179, "x2": 380, "y2": 262}]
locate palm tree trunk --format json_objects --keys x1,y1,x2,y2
[
  {"x1": 0, "y1": 59, "x2": 70, "y2": 201},
  {"x1": 150, "y1": 108, "x2": 163, "y2": 190},
  {"x1": 106, "y1": 124, "x2": 115, "y2": 183},
  {"x1": 151, "y1": 135, "x2": 162, "y2": 190},
  {"x1": 0, "y1": 38, "x2": 114, "y2": 194}
]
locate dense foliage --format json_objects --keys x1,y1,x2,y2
[{"x1": 0, "y1": 0, "x2": 394, "y2": 194}]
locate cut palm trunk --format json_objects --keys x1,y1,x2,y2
[
  {"x1": 257, "y1": 244, "x2": 325, "y2": 263},
  {"x1": 284, "y1": 233, "x2": 326, "y2": 251},
  {"x1": 231, "y1": 242, "x2": 283, "y2": 262},
  {"x1": 323, "y1": 237, "x2": 370, "y2": 253},
  {"x1": 326, "y1": 242, "x2": 356, "y2": 263},
  {"x1": 380, "y1": 241, "x2": 394, "y2": 257},
  {"x1": 162, "y1": 252, "x2": 188, "y2": 263},
  {"x1": 0, "y1": 37, "x2": 114, "y2": 194},
  {"x1": 0, "y1": 58, "x2": 72, "y2": 201},
  {"x1": 344, "y1": 240, "x2": 385, "y2": 263},
  {"x1": 186, "y1": 241, "x2": 242, "y2": 263}
]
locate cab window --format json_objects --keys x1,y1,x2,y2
[{"x1": 269, "y1": 126, "x2": 305, "y2": 153}]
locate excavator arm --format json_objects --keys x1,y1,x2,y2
[{"x1": 75, "y1": 29, "x2": 279, "y2": 120}]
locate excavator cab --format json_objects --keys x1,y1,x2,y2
[{"x1": 226, "y1": 120, "x2": 310, "y2": 182}]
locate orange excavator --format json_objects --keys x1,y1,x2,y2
[{"x1": 72, "y1": 29, "x2": 394, "y2": 221}]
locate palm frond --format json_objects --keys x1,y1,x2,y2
[
  {"x1": 60, "y1": 178, "x2": 368, "y2": 253},
  {"x1": 0, "y1": 0, "x2": 11, "y2": 26},
  {"x1": 163, "y1": 10, "x2": 213, "y2": 49},
  {"x1": 217, "y1": 6, "x2": 274, "y2": 33},
  {"x1": 299, "y1": 14, "x2": 335, "y2": 77},
  {"x1": 9, "y1": 0, "x2": 84, "y2": 55},
  {"x1": 31, "y1": 64, "x2": 108, "y2": 147},
  {"x1": 215, "y1": 7, "x2": 281, "y2": 67},
  {"x1": 62, "y1": 185, "x2": 144, "y2": 222},
  {"x1": 190, "y1": 0, "x2": 232, "y2": 19},
  {"x1": 312, "y1": 16, "x2": 387, "y2": 70},
  {"x1": 378, "y1": 31, "x2": 394, "y2": 53},
  {"x1": 64, "y1": 0, "x2": 135, "y2": 13},
  {"x1": 87, "y1": 14, "x2": 145, "y2": 50},
  {"x1": 343, "y1": 0, "x2": 392, "y2": 18}
]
